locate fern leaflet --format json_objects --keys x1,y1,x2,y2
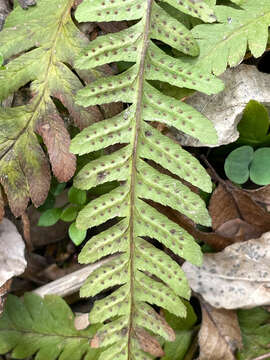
[
  {"x1": 70, "y1": 0, "x2": 224, "y2": 358},
  {"x1": 0, "y1": 0, "x2": 103, "y2": 216},
  {"x1": 192, "y1": 0, "x2": 270, "y2": 75},
  {"x1": 0, "y1": 293, "x2": 101, "y2": 360}
]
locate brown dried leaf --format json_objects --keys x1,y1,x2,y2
[
  {"x1": 135, "y1": 327, "x2": 165, "y2": 357},
  {"x1": 183, "y1": 231, "x2": 270, "y2": 309},
  {"x1": 98, "y1": 21, "x2": 128, "y2": 34},
  {"x1": 245, "y1": 184, "x2": 270, "y2": 209},
  {"x1": 101, "y1": 102, "x2": 123, "y2": 119},
  {"x1": 216, "y1": 218, "x2": 262, "y2": 240},
  {"x1": 199, "y1": 301, "x2": 242, "y2": 360},
  {"x1": 36, "y1": 111, "x2": 76, "y2": 183},
  {"x1": 209, "y1": 184, "x2": 270, "y2": 233}
]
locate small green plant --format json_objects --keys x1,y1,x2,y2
[
  {"x1": 38, "y1": 183, "x2": 88, "y2": 245},
  {"x1": 237, "y1": 100, "x2": 270, "y2": 147},
  {"x1": 225, "y1": 146, "x2": 270, "y2": 186},
  {"x1": 225, "y1": 100, "x2": 270, "y2": 186}
]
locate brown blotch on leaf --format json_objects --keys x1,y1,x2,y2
[{"x1": 135, "y1": 327, "x2": 165, "y2": 357}]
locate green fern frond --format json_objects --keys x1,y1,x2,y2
[
  {"x1": 70, "y1": 0, "x2": 224, "y2": 358},
  {"x1": 0, "y1": 293, "x2": 100, "y2": 360},
  {"x1": 0, "y1": 0, "x2": 103, "y2": 216},
  {"x1": 193, "y1": 0, "x2": 270, "y2": 75}
]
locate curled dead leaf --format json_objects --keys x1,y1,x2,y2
[{"x1": 199, "y1": 301, "x2": 242, "y2": 360}]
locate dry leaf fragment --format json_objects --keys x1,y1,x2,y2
[
  {"x1": 199, "y1": 301, "x2": 242, "y2": 360},
  {"x1": 98, "y1": 21, "x2": 127, "y2": 34},
  {"x1": 245, "y1": 184, "x2": 270, "y2": 211},
  {"x1": 175, "y1": 65, "x2": 270, "y2": 147},
  {"x1": 0, "y1": 218, "x2": 27, "y2": 287},
  {"x1": 209, "y1": 184, "x2": 270, "y2": 241},
  {"x1": 216, "y1": 218, "x2": 262, "y2": 240},
  {"x1": 183, "y1": 232, "x2": 270, "y2": 309},
  {"x1": 74, "y1": 313, "x2": 90, "y2": 331}
]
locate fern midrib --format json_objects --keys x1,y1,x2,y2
[
  {"x1": 0, "y1": 0, "x2": 73, "y2": 163},
  {"x1": 196, "y1": 9, "x2": 270, "y2": 65},
  {"x1": 127, "y1": 0, "x2": 153, "y2": 356}
]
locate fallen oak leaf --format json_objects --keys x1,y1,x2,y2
[
  {"x1": 183, "y1": 231, "x2": 270, "y2": 309},
  {"x1": 199, "y1": 300, "x2": 242, "y2": 360}
]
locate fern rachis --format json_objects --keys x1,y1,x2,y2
[{"x1": 69, "y1": 0, "x2": 225, "y2": 358}]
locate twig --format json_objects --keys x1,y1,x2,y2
[
  {"x1": 250, "y1": 352, "x2": 270, "y2": 360},
  {"x1": 200, "y1": 154, "x2": 244, "y2": 220},
  {"x1": 33, "y1": 256, "x2": 116, "y2": 298},
  {"x1": 21, "y1": 212, "x2": 33, "y2": 252}
]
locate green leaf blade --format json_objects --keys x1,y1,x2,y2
[
  {"x1": 224, "y1": 146, "x2": 254, "y2": 184},
  {"x1": 38, "y1": 208, "x2": 62, "y2": 227}
]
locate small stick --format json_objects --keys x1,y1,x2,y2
[
  {"x1": 250, "y1": 352, "x2": 270, "y2": 360},
  {"x1": 21, "y1": 212, "x2": 33, "y2": 252},
  {"x1": 33, "y1": 256, "x2": 115, "y2": 298}
]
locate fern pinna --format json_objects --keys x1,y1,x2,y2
[{"x1": 71, "y1": 0, "x2": 223, "y2": 358}]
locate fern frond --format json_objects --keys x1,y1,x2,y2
[
  {"x1": 0, "y1": 0, "x2": 103, "y2": 216},
  {"x1": 71, "y1": 0, "x2": 224, "y2": 358},
  {"x1": 0, "y1": 293, "x2": 100, "y2": 360},
  {"x1": 193, "y1": 0, "x2": 270, "y2": 75}
]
